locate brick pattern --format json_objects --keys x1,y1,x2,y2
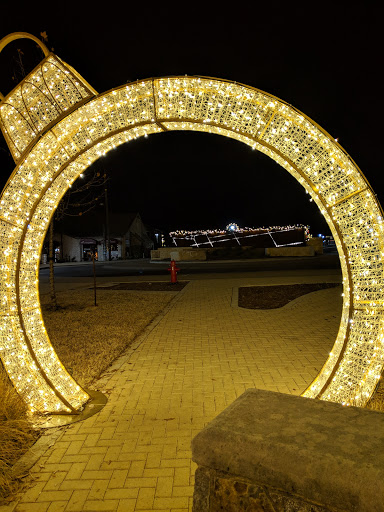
[{"x1": 9, "y1": 274, "x2": 341, "y2": 511}]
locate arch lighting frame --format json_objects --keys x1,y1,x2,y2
[{"x1": 1, "y1": 32, "x2": 384, "y2": 414}]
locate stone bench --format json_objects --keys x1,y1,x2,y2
[{"x1": 191, "y1": 389, "x2": 384, "y2": 511}]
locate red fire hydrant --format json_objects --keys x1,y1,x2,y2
[{"x1": 167, "y1": 259, "x2": 180, "y2": 284}]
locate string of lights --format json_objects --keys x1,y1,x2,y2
[
  {"x1": 170, "y1": 224, "x2": 309, "y2": 248},
  {"x1": 0, "y1": 32, "x2": 383, "y2": 413}
]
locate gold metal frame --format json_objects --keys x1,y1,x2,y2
[{"x1": 1, "y1": 34, "x2": 384, "y2": 413}]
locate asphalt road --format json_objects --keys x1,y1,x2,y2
[{"x1": 39, "y1": 252, "x2": 341, "y2": 279}]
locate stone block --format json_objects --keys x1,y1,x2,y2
[{"x1": 192, "y1": 389, "x2": 384, "y2": 512}]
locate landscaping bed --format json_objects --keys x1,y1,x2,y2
[{"x1": 238, "y1": 282, "x2": 341, "y2": 309}]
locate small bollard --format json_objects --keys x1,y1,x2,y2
[{"x1": 167, "y1": 259, "x2": 180, "y2": 284}]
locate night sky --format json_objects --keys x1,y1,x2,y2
[{"x1": 0, "y1": 5, "x2": 383, "y2": 235}]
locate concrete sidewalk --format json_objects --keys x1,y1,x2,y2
[{"x1": 7, "y1": 271, "x2": 342, "y2": 512}]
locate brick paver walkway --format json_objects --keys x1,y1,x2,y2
[{"x1": 7, "y1": 273, "x2": 342, "y2": 512}]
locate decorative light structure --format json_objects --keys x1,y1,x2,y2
[
  {"x1": 1, "y1": 32, "x2": 384, "y2": 414},
  {"x1": 170, "y1": 224, "x2": 307, "y2": 248}
]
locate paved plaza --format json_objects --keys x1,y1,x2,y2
[{"x1": 4, "y1": 270, "x2": 342, "y2": 512}]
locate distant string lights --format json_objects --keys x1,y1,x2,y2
[
  {"x1": 0, "y1": 32, "x2": 384, "y2": 413},
  {"x1": 170, "y1": 224, "x2": 310, "y2": 248}
]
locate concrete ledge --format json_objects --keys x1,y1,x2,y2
[
  {"x1": 192, "y1": 389, "x2": 384, "y2": 512},
  {"x1": 307, "y1": 236, "x2": 324, "y2": 255},
  {"x1": 151, "y1": 247, "x2": 207, "y2": 260},
  {"x1": 265, "y1": 246, "x2": 315, "y2": 257}
]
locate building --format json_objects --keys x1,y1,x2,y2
[{"x1": 45, "y1": 212, "x2": 157, "y2": 262}]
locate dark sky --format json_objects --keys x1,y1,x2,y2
[{"x1": 0, "y1": 5, "x2": 383, "y2": 235}]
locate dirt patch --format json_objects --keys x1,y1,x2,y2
[
  {"x1": 238, "y1": 283, "x2": 341, "y2": 309},
  {"x1": 99, "y1": 281, "x2": 189, "y2": 292}
]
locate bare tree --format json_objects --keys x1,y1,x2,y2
[
  {"x1": 47, "y1": 170, "x2": 109, "y2": 309},
  {"x1": 55, "y1": 171, "x2": 108, "y2": 221}
]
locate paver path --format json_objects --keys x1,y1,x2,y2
[{"x1": 10, "y1": 274, "x2": 342, "y2": 511}]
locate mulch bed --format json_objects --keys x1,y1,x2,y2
[
  {"x1": 99, "y1": 281, "x2": 189, "y2": 291},
  {"x1": 238, "y1": 283, "x2": 341, "y2": 309}
]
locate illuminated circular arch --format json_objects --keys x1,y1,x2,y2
[{"x1": 1, "y1": 34, "x2": 384, "y2": 414}]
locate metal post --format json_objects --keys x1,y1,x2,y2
[
  {"x1": 104, "y1": 186, "x2": 111, "y2": 261},
  {"x1": 91, "y1": 252, "x2": 97, "y2": 307}
]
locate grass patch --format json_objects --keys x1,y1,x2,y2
[{"x1": 40, "y1": 288, "x2": 177, "y2": 387}]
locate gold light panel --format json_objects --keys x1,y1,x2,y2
[
  {"x1": 0, "y1": 58, "x2": 96, "y2": 163},
  {"x1": 0, "y1": 34, "x2": 383, "y2": 413}
]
